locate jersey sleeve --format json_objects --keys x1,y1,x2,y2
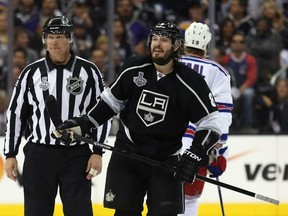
[
  {"x1": 182, "y1": 71, "x2": 221, "y2": 135},
  {"x1": 88, "y1": 64, "x2": 112, "y2": 153},
  {"x1": 209, "y1": 65, "x2": 233, "y2": 144},
  {"x1": 4, "y1": 69, "x2": 31, "y2": 157}
]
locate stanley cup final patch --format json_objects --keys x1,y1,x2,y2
[
  {"x1": 136, "y1": 89, "x2": 169, "y2": 127},
  {"x1": 66, "y1": 76, "x2": 83, "y2": 95},
  {"x1": 39, "y1": 77, "x2": 50, "y2": 91},
  {"x1": 133, "y1": 71, "x2": 147, "y2": 87}
]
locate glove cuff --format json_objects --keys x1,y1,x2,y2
[
  {"x1": 77, "y1": 115, "x2": 94, "y2": 136},
  {"x1": 188, "y1": 146, "x2": 209, "y2": 167}
]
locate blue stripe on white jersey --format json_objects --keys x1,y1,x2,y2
[{"x1": 217, "y1": 102, "x2": 234, "y2": 113}]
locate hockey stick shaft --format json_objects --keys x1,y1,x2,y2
[
  {"x1": 45, "y1": 95, "x2": 280, "y2": 205},
  {"x1": 216, "y1": 177, "x2": 225, "y2": 216},
  {"x1": 211, "y1": 151, "x2": 225, "y2": 215},
  {"x1": 74, "y1": 134, "x2": 280, "y2": 205}
]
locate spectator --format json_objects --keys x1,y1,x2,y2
[
  {"x1": 87, "y1": 0, "x2": 107, "y2": 39},
  {"x1": 0, "y1": 89, "x2": 7, "y2": 135},
  {"x1": 113, "y1": 17, "x2": 133, "y2": 68},
  {"x1": 270, "y1": 78, "x2": 288, "y2": 133},
  {"x1": 115, "y1": 0, "x2": 150, "y2": 56},
  {"x1": 271, "y1": 31, "x2": 288, "y2": 84},
  {"x1": 178, "y1": 1, "x2": 210, "y2": 34},
  {"x1": 132, "y1": 0, "x2": 169, "y2": 27},
  {"x1": 246, "y1": 17, "x2": 283, "y2": 84},
  {"x1": 90, "y1": 48, "x2": 108, "y2": 83},
  {"x1": 0, "y1": 12, "x2": 8, "y2": 67},
  {"x1": 280, "y1": 31, "x2": 288, "y2": 69},
  {"x1": 216, "y1": 17, "x2": 236, "y2": 55},
  {"x1": 13, "y1": 47, "x2": 27, "y2": 67},
  {"x1": 94, "y1": 34, "x2": 122, "y2": 81},
  {"x1": 0, "y1": 47, "x2": 28, "y2": 90},
  {"x1": 73, "y1": 18, "x2": 94, "y2": 59},
  {"x1": 10, "y1": 0, "x2": 23, "y2": 27},
  {"x1": 72, "y1": 1, "x2": 101, "y2": 42},
  {"x1": 14, "y1": 0, "x2": 40, "y2": 38},
  {"x1": 228, "y1": 0, "x2": 254, "y2": 35},
  {"x1": 212, "y1": 46, "x2": 225, "y2": 64},
  {"x1": 14, "y1": 27, "x2": 39, "y2": 64},
  {"x1": 248, "y1": 0, "x2": 283, "y2": 20},
  {"x1": 11, "y1": 64, "x2": 23, "y2": 84},
  {"x1": 255, "y1": 78, "x2": 288, "y2": 133},
  {"x1": 215, "y1": 0, "x2": 231, "y2": 22},
  {"x1": 261, "y1": 0, "x2": 287, "y2": 35},
  {"x1": 221, "y1": 33, "x2": 258, "y2": 132},
  {"x1": 39, "y1": 0, "x2": 62, "y2": 26}
]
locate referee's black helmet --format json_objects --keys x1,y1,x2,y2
[
  {"x1": 42, "y1": 16, "x2": 74, "y2": 44},
  {"x1": 147, "y1": 21, "x2": 183, "y2": 48}
]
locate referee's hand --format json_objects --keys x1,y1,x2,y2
[
  {"x1": 5, "y1": 157, "x2": 18, "y2": 181},
  {"x1": 86, "y1": 154, "x2": 102, "y2": 180}
]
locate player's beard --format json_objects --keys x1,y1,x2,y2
[{"x1": 152, "y1": 48, "x2": 175, "y2": 65}]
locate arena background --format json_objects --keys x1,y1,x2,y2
[
  {"x1": 1, "y1": 2, "x2": 288, "y2": 215},
  {"x1": 0, "y1": 135, "x2": 287, "y2": 216}
]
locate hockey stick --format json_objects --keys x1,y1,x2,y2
[
  {"x1": 216, "y1": 176, "x2": 225, "y2": 216},
  {"x1": 211, "y1": 152, "x2": 225, "y2": 216},
  {"x1": 45, "y1": 95, "x2": 280, "y2": 205}
]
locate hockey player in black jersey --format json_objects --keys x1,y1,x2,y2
[{"x1": 54, "y1": 21, "x2": 221, "y2": 216}]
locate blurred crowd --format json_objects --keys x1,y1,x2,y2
[{"x1": 0, "y1": 0, "x2": 288, "y2": 135}]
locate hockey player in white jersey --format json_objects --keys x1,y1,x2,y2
[{"x1": 178, "y1": 22, "x2": 233, "y2": 216}]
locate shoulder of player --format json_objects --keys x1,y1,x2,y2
[
  {"x1": 180, "y1": 55, "x2": 229, "y2": 77},
  {"x1": 75, "y1": 55, "x2": 99, "y2": 69},
  {"x1": 19, "y1": 57, "x2": 46, "y2": 76},
  {"x1": 119, "y1": 55, "x2": 153, "y2": 75},
  {"x1": 175, "y1": 61, "x2": 206, "y2": 87}
]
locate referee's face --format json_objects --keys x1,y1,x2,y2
[{"x1": 46, "y1": 33, "x2": 71, "y2": 64}]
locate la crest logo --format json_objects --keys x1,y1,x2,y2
[{"x1": 137, "y1": 90, "x2": 169, "y2": 127}]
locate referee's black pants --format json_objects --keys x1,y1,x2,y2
[{"x1": 23, "y1": 142, "x2": 93, "y2": 216}]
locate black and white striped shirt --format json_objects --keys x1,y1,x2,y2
[{"x1": 4, "y1": 52, "x2": 110, "y2": 158}]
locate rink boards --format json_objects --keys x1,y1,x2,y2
[{"x1": 0, "y1": 135, "x2": 287, "y2": 216}]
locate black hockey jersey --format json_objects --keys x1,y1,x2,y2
[{"x1": 90, "y1": 56, "x2": 220, "y2": 158}]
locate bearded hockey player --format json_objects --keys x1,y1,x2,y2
[{"x1": 53, "y1": 21, "x2": 222, "y2": 216}]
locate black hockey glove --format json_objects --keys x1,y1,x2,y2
[
  {"x1": 175, "y1": 145, "x2": 209, "y2": 184},
  {"x1": 52, "y1": 115, "x2": 91, "y2": 145}
]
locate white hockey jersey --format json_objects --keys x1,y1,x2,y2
[{"x1": 179, "y1": 55, "x2": 233, "y2": 149}]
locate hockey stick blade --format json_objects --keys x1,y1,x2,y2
[{"x1": 45, "y1": 95, "x2": 280, "y2": 206}]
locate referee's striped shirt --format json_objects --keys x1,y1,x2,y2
[{"x1": 4, "y1": 52, "x2": 111, "y2": 158}]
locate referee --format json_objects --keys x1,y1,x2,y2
[{"x1": 4, "y1": 16, "x2": 110, "y2": 216}]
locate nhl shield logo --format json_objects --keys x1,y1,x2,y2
[
  {"x1": 136, "y1": 89, "x2": 169, "y2": 127},
  {"x1": 66, "y1": 76, "x2": 83, "y2": 95}
]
